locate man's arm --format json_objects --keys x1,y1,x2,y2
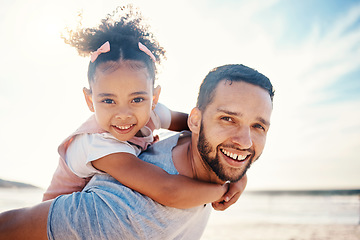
[{"x1": 0, "y1": 200, "x2": 52, "y2": 240}]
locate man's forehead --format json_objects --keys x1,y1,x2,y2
[
  {"x1": 209, "y1": 80, "x2": 272, "y2": 120},
  {"x1": 214, "y1": 79, "x2": 271, "y2": 100}
]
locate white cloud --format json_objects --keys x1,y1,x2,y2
[
  {"x1": 246, "y1": 3, "x2": 360, "y2": 189},
  {"x1": 0, "y1": 0, "x2": 359, "y2": 190}
]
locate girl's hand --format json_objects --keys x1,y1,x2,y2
[{"x1": 211, "y1": 174, "x2": 247, "y2": 211}]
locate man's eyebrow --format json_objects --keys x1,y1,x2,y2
[
  {"x1": 257, "y1": 117, "x2": 270, "y2": 127},
  {"x1": 218, "y1": 108, "x2": 270, "y2": 126},
  {"x1": 217, "y1": 108, "x2": 241, "y2": 116}
]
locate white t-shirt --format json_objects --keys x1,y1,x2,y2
[{"x1": 66, "y1": 103, "x2": 171, "y2": 178}]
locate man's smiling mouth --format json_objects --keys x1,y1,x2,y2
[{"x1": 220, "y1": 149, "x2": 248, "y2": 161}]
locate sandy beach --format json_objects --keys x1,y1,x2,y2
[
  {"x1": 1, "y1": 188, "x2": 359, "y2": 239},
  {"x1": 201, "y1": 190, "x2": 360, "y2": 239},
  {"x1": 202, "y1": 223, "x2": 360, "y2": 240}
]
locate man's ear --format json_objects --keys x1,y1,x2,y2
[
  {"x1": 188, "y1": 107, "x2": 202, "y2": 134},
  {"x1": 152, "y1": 85, "x2": 161, "y2": 110},
  {"x1": 83, "y1": 87, "x2": 95, "y2": 112}
]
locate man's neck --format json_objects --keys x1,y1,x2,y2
[{"x1": 172, "y1": 132, "x2": 222, "y2": 184}]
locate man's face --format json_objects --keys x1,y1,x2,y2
[{"x1": 197, "y1": 80, "x2": 272, "y2": 182}]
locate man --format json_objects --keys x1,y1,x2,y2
[{"x1": 0, "y1": 64, "x2": 274, "y2": 239}]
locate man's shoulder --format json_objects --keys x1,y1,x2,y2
[
  {"x1": 151, "y1": 130, "x2": 191, "y2": 150},
  {"x1": 138, "y1": 131, "x2": 190, "y2": 175}
]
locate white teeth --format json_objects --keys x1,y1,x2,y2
[
  {"x1": 222, "y1": 149, "x2": 247, "y2": 161},
  {"x1": 116, "y1": 125, "x2": 133, "y2": 130}
]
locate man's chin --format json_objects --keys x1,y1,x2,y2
[
  {"x1": 213, "y1": 169, "x2": 243, "y2": 182},
  {"x1": 218, "y1": 163, "x2": 250, "y2": 182}
]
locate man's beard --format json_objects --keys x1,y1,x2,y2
[{"x1": 197, "y1": 124, "x2": 253, "y2": 182}]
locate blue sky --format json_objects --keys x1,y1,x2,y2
[{"x1": 0, "y1": 0, "x2": 359, "y2": 190}]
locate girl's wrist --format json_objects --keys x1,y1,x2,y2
[{"x1": 220, "y1": 182, "x2": 229, "y2": 194}]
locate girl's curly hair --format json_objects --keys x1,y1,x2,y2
[{"x1": 63, "y1": 5, "x2": 166, "y2": 85}]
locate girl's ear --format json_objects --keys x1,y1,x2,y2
[
  {"x1": 152, "y1": 85, "x2": 161, "y2": 110},
  {"x1": 83, "y1": 87, "x2": 95, "y2": 112},
  {"x1": 188, "y1": 107, "x2": 202, "y2": 134}
]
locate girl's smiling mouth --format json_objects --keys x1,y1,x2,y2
[{"x1": 112, "y1": 124, "x2": 136, "y2": 134}]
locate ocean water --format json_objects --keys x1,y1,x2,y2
[
  {"x1": 1, "y1": 188, "x2": 359, "y2": 234},
  {"x1": 0, "y1": 188, "x2": 44, "y2": 212},
  {"x1": 207, "y1": 190, "x2": 360, "y2": 225}
]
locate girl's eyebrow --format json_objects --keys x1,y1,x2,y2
[
  {"x1": 97, "y1": 93, "x2": 116, "y2": 97},
  {"x1": 130, "y1": 91, "x2": 149, "y2": 96},
  {"x1": 97, "y1": 91, "x2": 149, "y2": 98}
]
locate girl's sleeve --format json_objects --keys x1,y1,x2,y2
[
  {"x1": 153, "y1": 102, "x2": 171, "y2": 129},
  {"x1": 65, "y1": 133, "x2": 139, "y2": 178}
]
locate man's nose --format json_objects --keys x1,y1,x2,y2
[{"x1": 232, "y1": 126, "x2": 253, "y2": 149}]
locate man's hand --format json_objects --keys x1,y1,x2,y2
[{"x1": 211, "y1": 174, "x2": 247, "y2": 211}]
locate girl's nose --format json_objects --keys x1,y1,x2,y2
[{"x1": 114, "y1": 107, "x2": 132, "y2": 120}]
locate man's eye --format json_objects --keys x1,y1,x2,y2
[
  {"x1": 221, "y1": 116, "x2": 233, "y2": 122},
  {"x1": 132, "y1": 98, "x2": 144, "y2": 103},
  {"x1": 102, "y1": 99, "x2": 115, "y2": 104},
  {"x1": 254, "y1": 124, "x2": 265, "y2": 131}
]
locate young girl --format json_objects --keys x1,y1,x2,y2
[{"x1": 43, "y1": 6, "x2": 246, "y2": 209}]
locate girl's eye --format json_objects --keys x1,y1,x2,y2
[
  {"x1": 102, "y1": 99, "x2": 115, "y2": 104},
  {"x1": 132, "y1": 97, "x2": 144, "y2": 103}
]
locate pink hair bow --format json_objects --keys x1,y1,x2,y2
[
  {"x1": 138, "y1": 42, "x2": 156, "y2": 62},
  {"x1": 90, "y1": 41, "x2": 111, "y2": 63}
]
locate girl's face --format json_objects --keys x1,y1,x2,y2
[{"x1": 83, "y1": 64, "x2": 160, "y2": 141}]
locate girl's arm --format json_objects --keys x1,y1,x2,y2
[
  {"x1": 154, "y1": 103, "x2": 189, "y2": 132},
  {"x1": 212, "y1": 174, "x2": 247, "y2": 211},
  {"x1": 92, "y1": 152, "x2": 227, "y2": 209},
  {"x1": 168, "y1": 110, "x2": 189, "y2": 131}
]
